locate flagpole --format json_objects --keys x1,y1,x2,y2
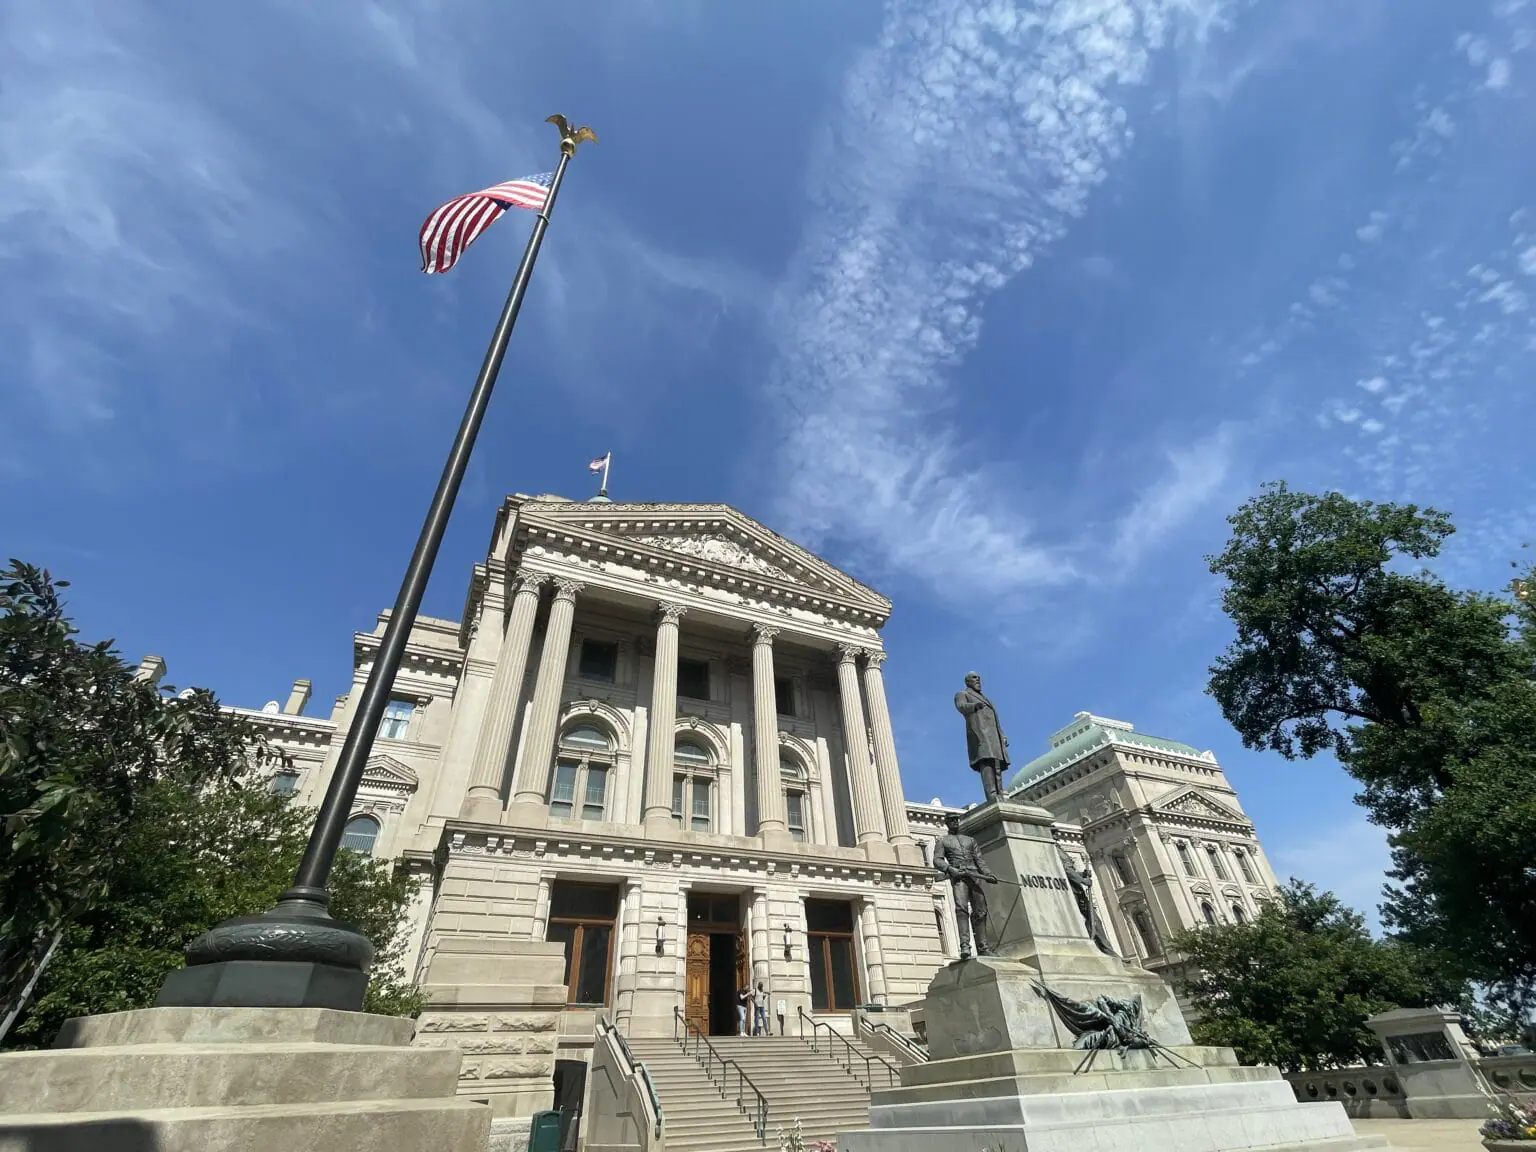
[
  {"x1": 158, "y1": 116, "x2": 597, "y2": 1013},
  {"x1": 600, "y1": 452, "x2": 611, "y2": 498}
]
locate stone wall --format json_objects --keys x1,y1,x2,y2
[{"x1": 412, "y1": 935, "x2": 568, "y2": 1118}]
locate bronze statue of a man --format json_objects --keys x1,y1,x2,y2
[
  {"x1": 955, "y1": 672, "x2": 1009, "y2": 804},
  {"x1": 1059, "y1": 847, "x2": 1117, "y2": 957},
  {"x1": 934, "y1": 812, "x2": 998, "y2": 960}
]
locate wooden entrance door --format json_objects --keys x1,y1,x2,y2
[{"x1": 685, "y1": 932, "x2": 710, "y2": 1035}]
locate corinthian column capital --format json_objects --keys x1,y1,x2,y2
[
  {"x1": 552, "y1": 578, "x2": 585, "y2": 602},
  {"x1": 750, "y1": 622, "x2": 780, "y2": 646},
  {"x1": 863, "y1": 649, "x2": 888, "y2": 669},
  {"x1": 657, "y1": 601, "x2": 688, "y2": 624},
  {"x1": 513, "y1": 567, "x2": 550, "y2": 593},
  {"x1": 836, "y1": 643, "x2": 865, "y2": 666}
]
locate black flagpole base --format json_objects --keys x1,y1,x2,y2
[{"x1": 154, "y1": 888, "x2": 375, "y2": 1011}]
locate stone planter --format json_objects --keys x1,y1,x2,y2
[{"x1": 1484, "y1": 1139, "x2": 1536, "y2": 1150}]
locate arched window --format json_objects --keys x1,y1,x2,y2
[
  {"x1": 672, "y1": 738, "x2": 713, "y2": 833},
  {"x1": 1111, "y1": 853, "x2": 1135, "y2": 886},
  {"x1": 341, "y1": 814, "x2": 380, "y2": 855},
  {"x1": 1200, "y1": 901, "x2": 1217, "y2": 926},
  {"x1": 551, "y1": 722, "x2": 614, "y2": 821},
  {"x1": 1176, "y1": 841, "x2": 1197, "y2": 876},
  {"x1": 1235, "y1": 848, "x2": 1257, "y2": 884},
  {"x1": 1206, "y1": 844, "x2": 1229, "y2": 881},
  {"x1": 781, "y1": 754, "x2": 808, "y2": 843},
  {"x1": 1132, "y1": 909, "x2": 1160, "y2": 957},
  {"x1": 1231, "y1": 903, "x2": 1247, "y2": 924}
]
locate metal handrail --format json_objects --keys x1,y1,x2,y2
[
  {"x1": 859, "y1": 1017, "x2": 928, "y2": 1063},
  {"x1": 797, "y1": 1007, "x2": 901, "y2": 1088},
  {"x1": 597, "y1": 1015, "x2": 664, "y2": 1141},
  {"x1": 672, "y1": 1007, "x2": 768, "y2": 1143}
]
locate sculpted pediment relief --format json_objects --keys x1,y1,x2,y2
[
  {"x1": 1156, "y1": 788, "x2": 1247, "y2": 825},
  {"x1": 518, "y1": 501, "x2": 890, "y2": 614}
]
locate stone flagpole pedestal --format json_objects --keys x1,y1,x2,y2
[{"x1": 838, "y1": 802, "x2": 1392, "y2": 1152}]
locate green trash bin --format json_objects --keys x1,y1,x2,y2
[{"x1": 528, "y1": 1109, "x2": 562, "y2": 1152}]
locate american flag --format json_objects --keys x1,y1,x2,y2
[{"x1": 418, "y1": 172, "x2": 553, "y2": 275}]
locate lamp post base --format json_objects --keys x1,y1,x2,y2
[
  {"x1": 155, "y1": 891, "x2": 375, "y2": 1011},
  {"x1": 157, "y1": 959, "x2": 369, "y2": 1011}
]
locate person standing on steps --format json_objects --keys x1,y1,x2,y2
[
  {"x1": 736, "y1": 984, "x2": 752, "y2": 1036},
  {"x1": 753, "y1": 981, "x2": 769, "y2": 1036}
]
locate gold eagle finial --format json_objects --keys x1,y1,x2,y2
[{"x1": 546, "y1": 114, "x2": 599, "y2": 157}]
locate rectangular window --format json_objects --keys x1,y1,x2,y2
[
  {"x1": 774, "y1": 675, "x2": 796, "y2": 717},
  {"x1": 1206, "y1": 846, "x2": 1229, "y2": 882},
  {"x1": 1236, "y1": 851, "x2": 1257, "y2": 884},
  {"x1": 550, "y1": 761, "x2": 578, "y2": 819},
  {"x1": 672, "y1": 775, "x2": 686, "y2": 823},
  {"x1": 547, "y1": 882, "x2": 619, "y2": 1007},
  {"x1": 379, "y1": 699, "x2": 414, "y2": 741},
  {"x1": 786, "y1": 792, "x2": 806, "y2": 842},
  {"x1": 270, "y1": 772, "x2": 298, "y2": 797},
  {"x1": 690, "y1": 779, "x2": 711, "y2": 832},
  {"x1": 578, "y1": 639, "x2": 619, "y2": 683},
  {"x1": 806, "y1": 898, "x2": 861, "y2": 1012},
  {"x1": 1177, "y1": 842, "x2": 1197, "y2": 876},
  {"x1": 1111, "y1": 854, "x2": 1135, "y2": 886},
  {"x1": 677, "y1": 658, "x2": 710, "y2": 701},
  {"x1": 582, "y1": 765, "x2": 608, "y2": 821}
]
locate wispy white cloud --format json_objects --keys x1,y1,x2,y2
[
  {"x1": 1271, "y1": 813, "x2": 1393, "y2": 933},
  {"x1": 765, "y1": 0, "x2": 1240, "y2": 607}
]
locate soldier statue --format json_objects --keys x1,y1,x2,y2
[
  {"x1": 954, "y1": 672, "x2": 1009, "y2": 804},
  {"x1": 934, "y1": 812, "x2": 998, "y2": 959},
  {"x1": 1059, "y1": 847, "x2": 1117, "y2": 957}
]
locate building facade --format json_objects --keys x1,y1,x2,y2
[
  {"x1": 1003, "y1": 711, "x2": 1283, "y2": 988},
  {"x1": 223, "y1": 494, "x2": 1281, "y2": 1051}
]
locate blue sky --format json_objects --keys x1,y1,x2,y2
[{"x1": 6, "y1": 0, "x2": 1535, "y2": 931}]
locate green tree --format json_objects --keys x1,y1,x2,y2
[
  {"x1": 1, "y1": 561, "x2": 423, "y2": 1047},
  {"x1": 1205, "y1": 483, "x2": 1536, "y2": 1002},
  {"x1": 1170, "y1": 881, "x2": 1465, "y2": 1070}
]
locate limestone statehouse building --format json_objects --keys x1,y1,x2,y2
[{"x1": 189, "y1": 492, "x2": 1283, "y2": 1057}]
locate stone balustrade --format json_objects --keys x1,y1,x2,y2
[{"x1": 1283, "y1": 1068, "x2": 1410, "y2": 1119}]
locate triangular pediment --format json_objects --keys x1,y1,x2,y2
[
  {"x1": 362, "y1": 753, "x2": 419, "y2": 790},
  {"x1": 1155, "y1": 788, "x2": 1248, "y2": 826},
  {"x1": 519, "y1": 501, "x2": 891, "y2": 615}
]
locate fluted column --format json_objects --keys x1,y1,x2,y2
[
  {"x1": 861, "y1": 651, "x2": 915, "y2": 854},
  {"x1": 835, "y1": 644, "x2": 886, "y2": 850},
  {"x1": 750, "y1": 624, "x2": 790, "y2": 845},
  {"x1": 642, "y1": 602, "x2": 687, "y2": 829},
  {"x1": 460, "y1": 569, "x2": 547, "y2": 822},
  {"x1": 507, "y1": 578, "x2": 583, "y2": 817}
]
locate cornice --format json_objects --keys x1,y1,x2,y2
[
  {"x1": 353, "y1": 633, "x2": 464, "y2": 675},
  {"x1": 439, "y1": 821, "x2": 930, "y2": 888},
  {"x1": 515, "y1": 547, "x2": 884, "y2": 646},
  {"x1": 226, "y1": 706, "x2": 337, "y2": 738}
]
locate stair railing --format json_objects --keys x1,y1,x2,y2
[
  {"x1": 672, "y1": 1007, "x2": 768, "y2": 1142},
  {"x1": 596, "y1": 1013, "x2": 664, "y2": 1143},
  {"x1": 796, "y1": 1007, "x2": 901, "y2": 1088},
  {"x1": 856, "y1": 1016, "x2": 929, "y2": 1064}
]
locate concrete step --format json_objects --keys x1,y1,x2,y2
[
  {"x1": 0, "y1": 1044, "x2": 461, "y2": 1114},
  {"x1": 0, "y1": 1096, "x2": 489, "y2": 1152}
]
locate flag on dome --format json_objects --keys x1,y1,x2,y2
[{"x1": 418, "y1": 173, "x2": 554, "y2": 275}]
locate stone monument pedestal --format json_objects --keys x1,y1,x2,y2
[
  {"x1": 0, "y1": 1006, "x2": 489, "y2": 1152},
  {"x1": 838, "y1": 803, "x2": 1390, "y2": 1152}
]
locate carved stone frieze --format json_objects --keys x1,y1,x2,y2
[{"x1": 630, "y1": 533, "x2": 795, "y2": 581}]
